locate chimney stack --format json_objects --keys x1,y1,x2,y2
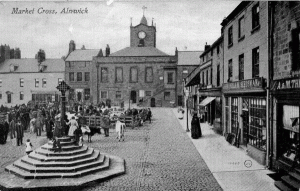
[
  {"x1": 97, "y1": 49, "x2": 103, "y2": 57},
  {"x1": 10, "y1": 49, "x2": 15, "y2": 59},
  {"x1": 4, "y1": 45, "x2": 10, "y2": 59},
  {"x1": 69, "y1": 40, "x2": 76, "y2": 54},
  {"x1": 105, "y1": 44, "x2": 110, "y2": 57},
  {"x1": 14, "y1": 48, "x2": 21, "y2": 59},
  {"x1": 204, "y1": 42, "x2": 210, "y2": 51},
  {"x1": 37, "y1": 49, "x2": 46, "y2": 63}
]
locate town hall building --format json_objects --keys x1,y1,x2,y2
[{"x1": 91, "y1": 14, "x2": 178, "y2": 107}]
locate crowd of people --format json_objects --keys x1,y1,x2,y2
[{"x1": 0, "y1": 102, "x2": 154, "y2": 154}]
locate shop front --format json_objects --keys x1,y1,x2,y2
[
  {"x1": 223, "y1": 77, "x2": 267, "y2": 165},
  {"x1": 270, "y1": 78, "x2": 300, "y2": 172},
  {"x1": 198, "y1": 87, "x2": 222, "y2": 134}
]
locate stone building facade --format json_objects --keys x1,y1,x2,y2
[
  {"x1": 176, "y1": 50, "x2": 203, "y2": 107},
  {"x1": 186, "y1": 1, "x2": 270, "y2": 165},
  {"x1": 0, "y1": 56, "x2": 64, "y2": 107},
  {"x1": 221, "y1": 1, "x2": 269, "y2": 165},
  {"x1": 65, "y1": 41, "x2": 99, "y2": 106},
  {"x1": 198, "y1": 37, "x2": 223, "y2": 134},
  {"x1": 90, "y1": 15, "x2": 177, "y2": 108},
  {"x1": 130, "y1": 16, "x2": 156, "y2": 48},
  {"x1": 269, "y1": 2, "x2": 300, "y2": 189}
]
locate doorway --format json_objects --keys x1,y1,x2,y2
[
  {"x1": 150, "y1": 97, "x2": 156, "y2": 107},
  {"x1": 130, "y1": 91, "x2": 137, "y2": 104},
  {"x1": 77, "y1": 92, "x2": 82, "y2": 102},
  {"x1": 242, "y1": 109, "x2": 249, "y2": 145},
  {"x1": 178, "y1": 95, "x2": 183, "y2": 106}
]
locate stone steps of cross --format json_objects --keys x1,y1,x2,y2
[
  {"x1": 41, "y1": 143, "x2": 83, "y2": 152},
  {"x1": 47, "y1": 139, "x2": 77, "y2": 146},
  {"x1": 35, "y1": 145, "x2": 89, "y2": 157},
  {"x1": 13, "y1": 151, "x2": 105, "y2": 173},
  {"x1": 5, "y1": 155, "x2": 110, "y2": 179},
  {"x1": 29, "y1": 147, "x2": 95, "y2": 162},
  {"x1": 21, "y1": 150, "x2": 104, "y2": 168}
]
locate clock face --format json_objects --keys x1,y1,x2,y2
[{"x1": 138, "y1": 31, "x2": 146, "y2": 39}]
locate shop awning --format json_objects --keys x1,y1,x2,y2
[
  {"x1": 199, "y1": 97, "x2": 216, "y2": 106},
  {"x1": 185, "y1": 66, "x2": 201, "y2": 87},
  {"x1": 185, "y1": 74, "x2": 200, "y2": 87}
]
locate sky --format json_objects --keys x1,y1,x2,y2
[{"x1": 0, "y1": 0, "x2": 241, "y2": 58}]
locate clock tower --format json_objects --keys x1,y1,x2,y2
[{"x1": 130, "y1": 10, "x2": 156, "y2": 47}]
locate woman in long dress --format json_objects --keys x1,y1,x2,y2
[
  {"x1": 67, "y1": 116, "x2": 78, "y2": 136},
  {"x1": 191, "y1": 112, "x2": 202, "y2": 139}
]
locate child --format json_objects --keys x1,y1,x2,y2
[
  {"x1": 52, "y1": 137, "x2": 61, "y2": 153},
  {"x1": 78, "y1": 136, "x2": 83, "y2": 146},
  {"x1": 25, "y1": 139, "x2": 33, "y2": 155},
  {"x1": 115, "y1": 119, "x2": 126, "y2": 142}
]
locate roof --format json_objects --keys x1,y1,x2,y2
[
  {"x1": 65, "y1": 49, "x2": 99, "y2": 61},
  {"x1": 200, "y1": 36, "x2": 223, "y2": 57},
  {"x1": 177, "y1": 51, "x2": 202, "y2": 66},
  {"x1": 0, "y1": 58, "x2": 65, "y2": 73},
  {"x1": 109, "y1": 47, "x2": 169, "y2": 57},
  {"x1": 140, "y1": 16, "x2": 148, "y2": 25},
  {"x1": 221, "y1": 1, "x2": 251, "y2": 27}
]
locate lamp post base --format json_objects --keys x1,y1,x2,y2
[{"x1": 186, "y1": 129, "x2": 190, "y2": 132}]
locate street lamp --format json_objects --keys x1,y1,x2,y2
[{"x1": 185, "y1": 90, "x2": 190, "y2": 132}]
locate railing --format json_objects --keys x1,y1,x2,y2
[{"x1": 82, "y1": 113, "x2": 144, "y2": 129}]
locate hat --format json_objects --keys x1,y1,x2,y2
[
  {"x1": 55, "y1": 115, "x2": 60, "y2": 121},
  {"x1": 193, "y1": 111, "x2": 198, "y2": 116}
]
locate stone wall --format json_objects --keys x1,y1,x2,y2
[
  {"x1": 130, "y1": 25, "x2": 156, "y2": 47},
  {"x1": 223, "y1": 1, "x2": 269, "y2": 82},
  {"x1": 92, "y1": 56, "x2": 177, "y2": 107},
  {"x1": 273, "y1": 1, "x2": 300, "y2": 80}
]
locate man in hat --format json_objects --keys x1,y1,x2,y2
[
  {"x1": 102, "y1": 115, "x2": 110, "y2": 137},
  {"x1": 15, "y1": 117, "x2": 24, "y2": 146},
  {"x1": 35, "y1": 112, "x2": 44, "y2": 137},
  {"x1": 0, "y1": 119, "x2": 4, "y2": 144},
  {"x1": 9, "y1": 116, "x2": 16, "y2": 139},
  {"x1": 3, "y1": 115, "x2": 9, "y2": 144}
]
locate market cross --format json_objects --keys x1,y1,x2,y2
[{"x1": 56, "y1": 80, "x2": 70, "y2": 93}]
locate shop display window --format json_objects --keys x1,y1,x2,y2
[
  {"x1": 248, "y1": 98, "x2": 266, "y2": 150},
  {"x1": 242, "y1": 98, "x2": 249, "y2": 145},
  {"x1": 225, "y1": 97, "x2": 230, "y2": 133},
  {"x1": 231, "y1": 97, "x2": 239, "y2": 135},
  {"x1": 281, "y1": 105, "x2": 300, "y2": 162}
]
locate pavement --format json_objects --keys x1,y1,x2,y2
[
  {"x1": 0, "y1": 107, "x2": 279, "y2": 191},
  {"x1": 172, "y1": 108, "x2": 280, "y2": 191}
]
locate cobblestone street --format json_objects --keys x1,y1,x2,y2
[{"x1": 0, "y1": 107, "x2": 222, "y2": 191}]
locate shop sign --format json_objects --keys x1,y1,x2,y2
[
  {"x1": 223, "y1": 77, "x2": 264, "y2": 91},
  {"x1": 271, "y1": 78, "x2": 300, "y2": 90}
]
